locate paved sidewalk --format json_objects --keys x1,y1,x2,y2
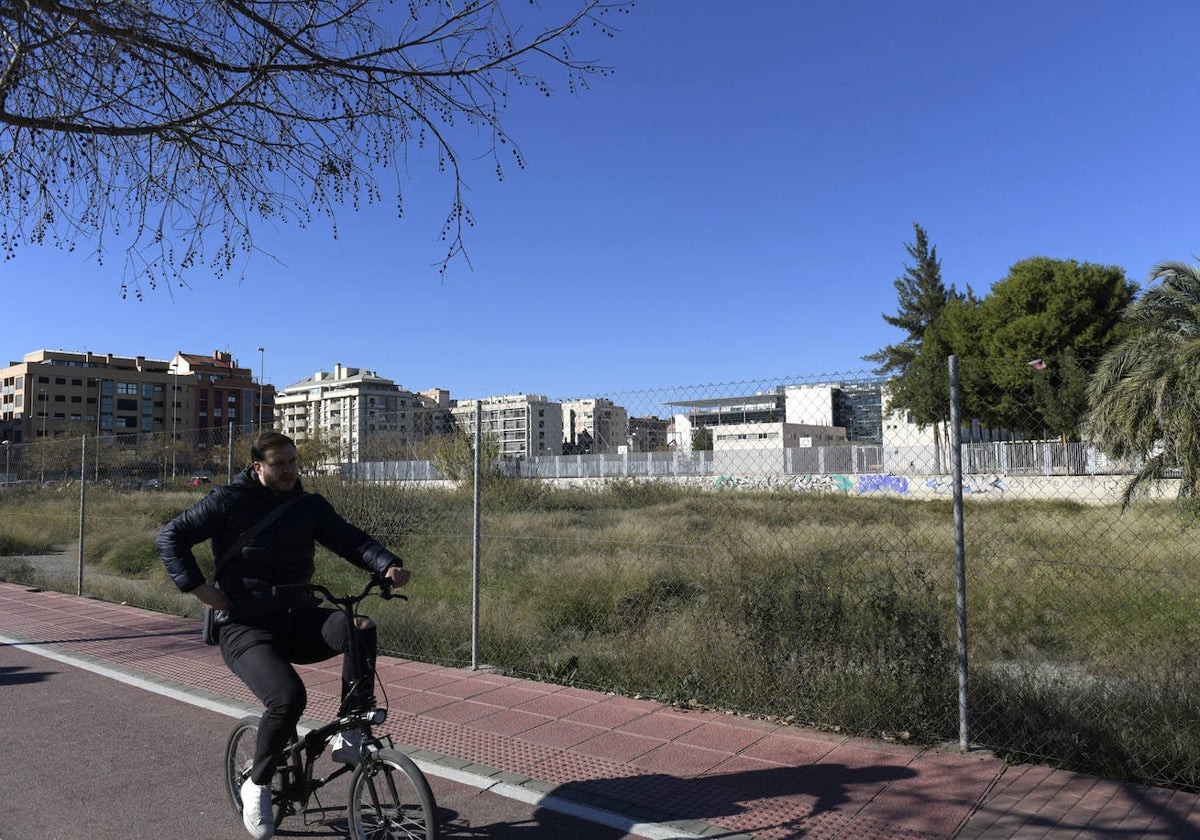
[{"x1": 1, "y1": 581, "x2": 1198, "y2": 839}]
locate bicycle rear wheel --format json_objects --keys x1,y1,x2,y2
[
  {"x1": 348, "y1": 748, "x2": 439, "y2": 840},
  {"x1": 223, "y1": 715, "x2": 287, "y2": 826}
]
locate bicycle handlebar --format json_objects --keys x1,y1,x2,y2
[{"x1": 271, "y1": 575, "x2": 403, "y2": 607}]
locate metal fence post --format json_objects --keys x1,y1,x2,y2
[
  {"x1": 949, "y1": 355, "x2": 969, "y2": 750},
  {"x1": 78, "y1": 435, "x2": 87, "y2": 597},
  {"x1": 228, "y1": 422, "x2": 235, "y2": 483},
  {"x1": 471, "y1": 401, "x2": 482, "y2": 670}
]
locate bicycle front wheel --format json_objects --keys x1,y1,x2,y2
[
  {"x1": 348, "y1": 748, "x2": 439, "y2": 840},
  {"x1": 224, "y1": 715, "x2": 287, "y2": 827}
]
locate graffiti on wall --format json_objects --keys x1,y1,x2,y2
[
  {"x1": 924, "y1": 474, "x2": 1007, "y2": 496},
  {"x1": 715, "y1": 474, "x2": 855, "y2": 493},
  {"x1": 855, "y1": 474, "x2": 910, "y2": 495},
  {"x1": 715, "y1": 473, "x2": 917, "y2": 495},
  {"x1": 712, "y1": 473, "x2": 1014, "y2": 497}
]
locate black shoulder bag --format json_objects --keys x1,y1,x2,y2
[{"x1": 202, "y1": 494, "x2": 306, "y2": 645}]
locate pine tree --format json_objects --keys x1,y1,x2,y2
[{"x1": 864, "y1": 223, "x2": 951, "y2": 377}]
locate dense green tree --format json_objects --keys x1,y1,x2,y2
[
  {"x1": 1028, "y1": 349, "x2": 1093, "y2": 441},
  {"x1": 973, "y1": 257, "x2": 1134, "y2": 436},
  {"x1": 1084, "y1": 261, "x2": 1200, "y2": 509},
  {"x1": 889, "y1": 293, "x2": 979, "y2": 426}
]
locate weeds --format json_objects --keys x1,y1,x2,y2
[{"x1": 4, "y1": 480, "x2": 1199, "y2": 790}]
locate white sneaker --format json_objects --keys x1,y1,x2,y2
[
  {"x1": 240, "y1": 775, "x2": 275, "y2": 839},
  {"x1": 330, "y1": 728, "x2": 364, "y2": 764}
]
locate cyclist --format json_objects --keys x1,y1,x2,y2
[{"x1": 158, "y1": 431, "x2": 410, "y2": 839}]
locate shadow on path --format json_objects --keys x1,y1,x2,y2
[{"x1": 536, "y1": 761, "x2": 919, "y2": 837}]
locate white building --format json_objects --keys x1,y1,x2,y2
[
  {"x1": 713, "y1": 421, "x2": 848, "y2": 475},
  {"x1": 275, "y1": 364, "x2": 420, "y2": 462},
  {"x1": 451, "y1": 394, "x2": 563, "y2": 458}
]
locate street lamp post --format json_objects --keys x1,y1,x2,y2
[
  {"x1": 170, "y1": 358, "x2": 179, "y2": 479},
  {"x1": 39, "y1": 390, "x2": 47, "y2": 483},
  {"x1": 257, "y1": 347, "x2": 265, "y2": 430},
  {"x1": 2, "y1": 440, "x2": 9, "y2": 486}
]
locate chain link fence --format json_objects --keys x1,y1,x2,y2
[{"x1": 1, "y1": 362, "x2": 1196, "y2": 791}]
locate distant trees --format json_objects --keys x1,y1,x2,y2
[
  {"x1": 432, "y1": 428, "x2": 500, "y2": 485},
  {"x1": 865, "y1": 223, "x2": 961, "y2": 429},
  {"x1": 870, "y1": 236, "x2": 1135, "y2": 442},
  {"x1": 0, "y1": 0, "x2": 632, "y2": 294},
  {"x1": 969, "y1": 258, "x2": 1134, "y2": 438},
  {"x1": 1084, "y1": 261, "x2": 1200, "y2": 509}
]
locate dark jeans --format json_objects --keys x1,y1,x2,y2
[{"x1": 220, "y1": 606, "x2": 378, "y2": 784}]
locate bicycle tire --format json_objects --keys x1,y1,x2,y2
[
  {"x1": 223, "y1": 715, "x2": 287, "y2": 827},
  {"x1": 348, "y1": 747, "x2": 439, "y2": 840}
]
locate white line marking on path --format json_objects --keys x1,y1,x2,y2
[{"x1": 0, "y1": 632, "x2": 704, "y2": 840}]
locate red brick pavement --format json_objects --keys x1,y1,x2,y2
[{"x1": 1, "y1": 581, "x2": 1197, "y2": 839}]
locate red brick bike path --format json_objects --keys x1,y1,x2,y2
[{"x1": 1, "y1": 581, "x2": 1197, "y2": 839}]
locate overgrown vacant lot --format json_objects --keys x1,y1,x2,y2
[{"x1": 3, "y1": 478, "x2": 1198, "y2": 789}]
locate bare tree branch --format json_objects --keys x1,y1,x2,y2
[{"x1": 0, "y1": 0, "x2": 632, "y2": 295}]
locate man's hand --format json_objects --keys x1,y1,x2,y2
[
  {"x1": 385, "y1": 565, "x2": 411, "y2": 588},
  {"x1": 192, "y1": 583, "x2": 233, "y2": 612}
]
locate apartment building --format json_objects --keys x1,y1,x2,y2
[
  {"x1": 627, "y1": 415, "x2": 670, "y2": 452},
  {"x1": 0, "y1": 349, "x2": 178, "y2": 443},
  {"x1": 170, "y1": 350, "x2": 273, "y2": 436},
  {"x1": 416, "y1": 388, "x2": 456, "y2": 439},
  {"x1": 275, "y1": 364, "x2": 421, "y2": 462},
  {"x1": 451, "y1": 394, "x2": 563, "y2": 458},
  {"x1": 561, "y1": 397, "x2": 629, "y2": 454}
]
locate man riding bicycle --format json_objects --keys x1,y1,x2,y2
[{"x1": 158, "y1": 431, "x2": 410, "y2": 839}]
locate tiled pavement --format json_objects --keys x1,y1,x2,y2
[{"x1": 1, "y1": 580, "x2": 1198, "y2": 839}]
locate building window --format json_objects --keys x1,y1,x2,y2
[{"x1": 117, "y1": 382, "x2": 137, "y2": 395}]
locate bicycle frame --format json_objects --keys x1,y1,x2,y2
[
  {"x1": 267, "y1": 578, "x2": 398, "y2": 816},
  {"x1": 271, "y1": 707, "x2": 393, "y2": 817},
  {"x1": 226, "y1": 576, "x2": 439, "y2": 839}
]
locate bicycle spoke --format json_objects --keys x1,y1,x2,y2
[{"x1": 349, "y1": 750, "x2": 438, "y2": 840}]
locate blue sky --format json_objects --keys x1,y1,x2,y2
[{"x1": 6, "y1": 2, "x2": 1199, "y2": 400}]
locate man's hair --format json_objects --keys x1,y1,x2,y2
[{"x1": 251, "y1": 431, "x2": 296, "y2": 462}]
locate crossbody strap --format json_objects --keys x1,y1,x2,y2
[{"x1": 211, "y1": 493, "x2": 307, "y2": 582}]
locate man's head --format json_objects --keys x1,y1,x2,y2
[{"x1": 251, "y1": 431, "x2": 299, "y2": 495}]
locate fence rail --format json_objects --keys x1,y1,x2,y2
[{"x1": 340, "y1": 440, "x2": 1120, "y2": 484}]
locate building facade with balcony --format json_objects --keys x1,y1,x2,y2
[
  {"x1": 170, "y1": 350, "x2": 273, "y2": 438},
  {"x1": 0, "y1": 349, "x2": 179, "y2": 444},
  {"x1": 451, "y1": 394, "x2": 563, "y2": 459},
  {"x1": 561, "y1": 397, "x2": 628, "y2": 454},
  {"x1": 627, "y1": 415, "x2": 670, "y2": 452},
  {"x1": 275, "y1": 364, "x2": 420, "y2": 463}
]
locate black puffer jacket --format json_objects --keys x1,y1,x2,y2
[{"x1": 158, "y1": 467, "x2": 400, "y2": 622}]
